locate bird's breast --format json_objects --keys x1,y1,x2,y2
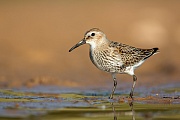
[{"x1": 89, "y1": 48, "x2": 124, "y2": 73}]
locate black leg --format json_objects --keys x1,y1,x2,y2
[
  {"x1": 109, "y1": 73, "x2": 117, "y2": 99},
  {"x1": 129, "y1": 75, "x2": 137, "y2": 100}
]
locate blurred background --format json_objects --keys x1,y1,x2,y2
[{"x1": 0, "y1": 0, "x2": 179, "y2": 89}]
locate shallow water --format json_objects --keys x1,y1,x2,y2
[{"x1": 0, "y1": 85, "x2": 179, "y2": 120}]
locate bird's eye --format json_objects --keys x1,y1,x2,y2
[{"x1": 91, "y1": 33, "x2": 95, "y2": 36}]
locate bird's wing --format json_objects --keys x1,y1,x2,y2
[{"x1": 109, "y1": 41, "x2": 159, "y2": 67}]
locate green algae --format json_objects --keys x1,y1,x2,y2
[
  {"x1": 59, "y1": 93, "x2": 85, "y2": 99},
  {"x1": 0, "y1": 89, "x2": 25, "y2": 96}
]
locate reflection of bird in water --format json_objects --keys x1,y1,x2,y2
[
  {"x1": 69, "y1": 28, "x2": 159, "y2": 99},
  {"x1": 111, "y1": 102, "x2": 117, "y2": 120},
  {"x1": 111, "y1": 101, "x2": 135, "y2": 120},
  {"x1": 129, "y1": 101, "x2": 135, "y2": 120}
]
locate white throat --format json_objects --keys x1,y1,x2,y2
[{"x1": 87, "y1": 41, "x2": 97, "y2": 49}]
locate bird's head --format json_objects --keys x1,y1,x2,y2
[{"x1": 69, "y1": 28, "x2": 107, "y2": 52}]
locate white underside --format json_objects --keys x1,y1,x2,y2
[{"x1": 124, "y1": 60, "x2": 145, "y2": 75}]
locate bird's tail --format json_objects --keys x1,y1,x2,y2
[
  {"x1": 143, "y1": 47, "x2": 159, "y2": 60},
  {"x1": 152, "y1": 48, "x2": 160, "y2": 55}
]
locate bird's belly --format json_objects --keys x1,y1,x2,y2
[{"x1": 124, "y1": 60, "x2": 145, "y2": 75}]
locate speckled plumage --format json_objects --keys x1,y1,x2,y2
[{"x1": 69, "y1": 28, "x2": 159, "y2": 99}]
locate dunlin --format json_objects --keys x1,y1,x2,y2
[{"x1": 69, "y1": 28, "x2": 159, "y2": 99}]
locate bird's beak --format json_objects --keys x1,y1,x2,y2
[{"x1": 69, "y1": 39, "x2": 86, "y2": 52}]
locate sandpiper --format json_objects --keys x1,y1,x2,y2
[{"x1": 69, "y1": 28, "x2": 159, "y2": 99}]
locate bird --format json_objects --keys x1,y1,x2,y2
[{"x1": 69, "y1": 28, "x2": 159, "y2": 99}]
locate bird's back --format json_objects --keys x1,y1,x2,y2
[{"x1": 109, "y1": 41, "x2": 159, "y2": 66}]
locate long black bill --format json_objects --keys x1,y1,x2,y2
[{"x1": 69, "y1": 39, "x2": 86, "y2": 52}]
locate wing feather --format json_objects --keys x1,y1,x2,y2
[{"x1": 109, "y1": 41, "x2": 159, "y2": 67}]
